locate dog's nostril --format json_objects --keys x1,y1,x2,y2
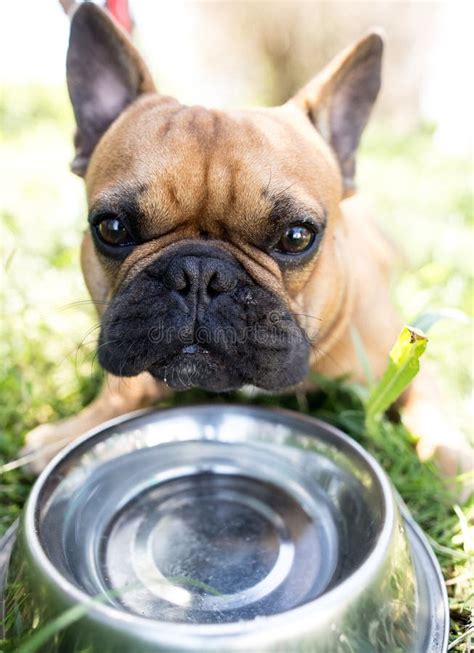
[
  {"x1": 173, "y1": 269, "x2": 190, "y2": 293},
  {"x1": 207, "y1": 269, "x2": 237, "y2": 296},
  {"x1": 206, "y1": 272, "x2": 220, "y2": 298},
  {"x1": 164, "y1": 256, "x2": 237, "y2": 299},
  {"x1": 164, "y1": 257, "x2": 198, "y2": 294}
]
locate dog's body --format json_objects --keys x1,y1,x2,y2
[{"x1": 24, "y1": 3, "x2": 471, "y2": 481}]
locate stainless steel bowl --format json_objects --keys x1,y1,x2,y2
[{"x1": 2, "y1": 406, "x2": 448, "y2": 652}]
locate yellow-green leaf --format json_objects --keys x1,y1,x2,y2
[{"x1": 366, "y1": 326, "x2": 428, "y2": 429}]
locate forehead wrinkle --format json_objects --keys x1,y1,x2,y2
[
  {"x1": 134, "y1": 109, "x2": 272, "y2": 241},
  {"x1": 137, "y1": 179, "x2": 182, "y2": 239},
  {"x1": 141, "y1": 108, "x2": 221, "y2": 227}
]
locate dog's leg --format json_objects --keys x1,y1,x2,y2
[
  {"x1": 22, "y1": 373, "x2": 169, "y2": 473},
  {"x1": 400, "y1": 366, "x2": 473, "y2": 490}
]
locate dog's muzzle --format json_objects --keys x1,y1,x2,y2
[{"x1": 98, "y1": 241, "x2": 311, "y2": 392}]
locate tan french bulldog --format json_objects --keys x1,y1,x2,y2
[{"x1": 23, "y1": 2, "x2": 471, "y2": 482}]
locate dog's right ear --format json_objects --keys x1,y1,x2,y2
[
  {"x1": 66, "y1": 2, "x2": 155, "y2": 176},
  {"x1": 290, "y1": 31, "x2": 383, "y2": 198}
]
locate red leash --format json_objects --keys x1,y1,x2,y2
[
  {"x1": 59, "y1": 1, "x2": 133, "y2": 34},
  {"x1": 105, "y1": 0, "x2": 132, "y2": 33}
]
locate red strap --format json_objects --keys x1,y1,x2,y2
[{"x1": 105, "y1": 0, "x2": 132, "y2": 33}]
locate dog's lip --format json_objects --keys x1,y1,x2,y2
[
  {"x1": 148, "y1": 345, "x2": 215, "y2": 371},
  {"x1": 149, "y1": 344, "x2": 211, "y2": 367},
  {"x1": 180, "y1": 344, "x2": 210, "y2": 355},
  {"x1": 147, "y1": 347, "x2": 230, "y2": 390}
]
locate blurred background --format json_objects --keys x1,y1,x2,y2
[{"x1": 1, "y1": 0, "x2": 473, "y2": 448}]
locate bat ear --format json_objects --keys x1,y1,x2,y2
[
  {"x1": 66, "y1": 2, "x2": 155, "y2": 176},
  {"x1": 291, "y1": 31, "x2": 384, "y2": 197}
]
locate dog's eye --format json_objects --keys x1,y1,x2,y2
[
  {"x1": 274, "y1": 224, "x2": 316, "y2": 255},
  {"x1": 96, "y1": 217, "x2": 135, "y2": 247}
]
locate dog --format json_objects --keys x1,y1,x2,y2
[{"x1": 23, "y1": 2, "x2": 472, "y2": 484}]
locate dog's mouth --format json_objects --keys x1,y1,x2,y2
[
  {"x1": 148, "y1": 345, "x2": 232, "y2": 391},
  {"x1": 180, "y1": 344, "x2": 210, "y2": 355}
]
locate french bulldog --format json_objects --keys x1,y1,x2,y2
[{"x1": 23, "y1": 2, "x2": 472, "y2": 483}]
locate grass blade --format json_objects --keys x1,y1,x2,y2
[
  {"x1": 15, "y1": 599, "x2": 98, "y2": 653},
  {"x1": 412, "y1": 308, "x2": 469, "y2": 333}
]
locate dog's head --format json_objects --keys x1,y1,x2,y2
[{"x1": 68, "y1": 3, "x2": 383, "y2": 391}]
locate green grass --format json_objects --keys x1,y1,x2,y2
[{"x1": 0, "y1": 84, "x2": 473, "y2": 651}]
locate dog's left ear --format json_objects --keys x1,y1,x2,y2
[
  {"x1": 291, "y1": 31, "x2": 384, "y2": 197},
  {"x1": 66, "y1": 2, "x2": 156, "y2": 176}
]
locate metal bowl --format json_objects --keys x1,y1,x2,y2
[{"x1": 2, "y1": 406, "x2": 448, "y2": 652}]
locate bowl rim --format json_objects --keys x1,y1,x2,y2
[{"x1": 23, "y1": 404, "x2": 397, "y2": 645}]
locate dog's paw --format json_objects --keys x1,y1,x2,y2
[
  {"x1": 417, "y1": 433, "x2": 474, "y2": 501},
  {"x1": 21, "y1": 421, "x2": 78, "y2": 475}
]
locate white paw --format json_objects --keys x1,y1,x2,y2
[
  {"x1": 417, "y1": 435, "x2": 474, "y2": 501},
  {"x1": 21, "y1": 421, "x2": 77, "y2": 475}
]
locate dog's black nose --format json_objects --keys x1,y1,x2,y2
[{"x1": 164, "y1": 256, "x2": 237, "y2": 300}]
